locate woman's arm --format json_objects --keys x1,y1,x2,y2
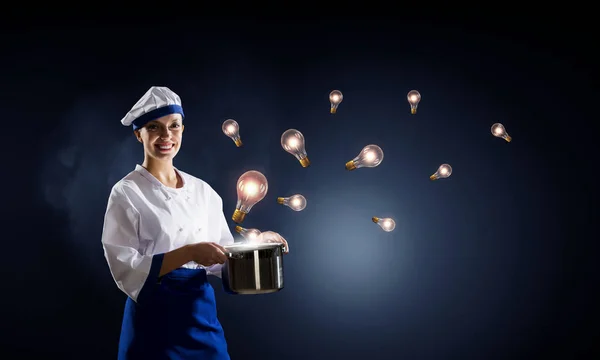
[
  {"x1": 205, "y1": 192, "x2": 235, "y2": 278},
  {"x1": 102, "y1": 184, "x2": 168, "y2": 303},
  {"x1": 159, "y1": 245, "x2": 193, "y2": 277}
]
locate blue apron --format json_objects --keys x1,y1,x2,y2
[{"x1": 117, "y1": 267, "x2": 230, "y2": 360}]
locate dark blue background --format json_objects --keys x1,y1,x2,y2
[{"x1": 3, "y1": 14, "x2": 597, "y2": 359}]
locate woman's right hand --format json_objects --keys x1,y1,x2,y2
[{"x1": 187, "y1": 242, "x2": 228, "y2": 267}]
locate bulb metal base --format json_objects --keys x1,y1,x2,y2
[
  {"x1": 234, "y1": 225, "x2": 243, "y2": 234},
  {"x1": 372, "y1": 217, "x2": 379, "y2": 223},
  {"x1": 299, "y1": 157, "x2": 310, "y2": 167},
  {"x1": 276, "y1": 197, "x2": 285, "y2": 204},
  {"x1": 505, "y1": 135, "x2": 512, "y2": 143},
  {"x1": 330, "y1": 107, "x2": 337, "y2": 114},
  {"x1": 232, "y1": 209, "x2": 247, "y2": 224},
  {"x1": 411, "y1": 108, "x2": 417, "y2": 114},
  {"x1": 234, "y1": 138, "x2": 243, "y2": 147},
  {"x1": 429, "y1": 174, "x2": 437, "y2": 180},
  {"x1": 345, "y1": 160, "x2": 357, "y2": 171}
]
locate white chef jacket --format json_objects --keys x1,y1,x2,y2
[{"x1": 101, "y1": 164, "x2": 235, "y2": 303}]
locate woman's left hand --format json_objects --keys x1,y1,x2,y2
[{"x1": 256, "y1": 231, "x2": 289, "y2": 254}]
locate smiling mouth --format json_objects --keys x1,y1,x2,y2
[{"x1": 156, "y1": 144, "x2": 174, "y2": 151}]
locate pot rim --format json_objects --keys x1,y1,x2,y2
[{"x1": 224, "y1": 242, "x2": 284, "y2": 253}]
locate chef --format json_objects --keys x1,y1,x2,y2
[{"x1": 101, "y1": 86, "x2": 289, "y2": 360}]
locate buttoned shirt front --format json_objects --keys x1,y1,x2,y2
[{"x1": 101, "y1": 165, "x2": 234, "y2": 302}]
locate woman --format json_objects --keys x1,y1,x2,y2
[{"x1": 101, "y1": 86, "x2": 288, "y2": 360}]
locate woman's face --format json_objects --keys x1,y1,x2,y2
[{"x1": 134, "y1": 113, "x2": 184, "y2": 161}]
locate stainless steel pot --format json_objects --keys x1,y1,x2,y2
[{"x1": 222, "y1": 243, "x2": 286, "y2": 295}]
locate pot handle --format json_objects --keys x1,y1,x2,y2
[{"x1": 226, "y1": 252, "x2": 245, "y2": 259}]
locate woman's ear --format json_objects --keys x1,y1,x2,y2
[{"x1": 134, "y1": 129, "x2": 143, "y2": 143}]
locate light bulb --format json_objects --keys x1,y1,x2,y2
[
  {"x1": 277, "y1": 194, "x2": 307, "y2": 211},
  {"x1": 234, "y1": 226, "x2": 262, "y2": 242},
  {"x1": 372, "y1": 217, "x2": 396, "y2": 232},
  {"x1": 222, "y1": 119, "x2": 242, "y2": 147},
  {"x1": 491, "y1": 123, "x2": 512, "y2": 142},
  {"x1": 281, "y1": 129, "x2": 310, "y2": 167},
  {"x1": 232, "y1": 170, "x2": 268, "y2": 224},
  {"x1": 345, "y1": 144, "x2": 384, "y2": 171},
  {"x1": 329, "y1": 90, "x2": 343, "y2": 114},
  {"x1": 407, "y1": 90, "x2": 421, "y2": 114},
  {"x1": 430, "y1": 163, "x2": 452, "y2": 180}
]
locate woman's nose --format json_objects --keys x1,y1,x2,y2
[{"x1": 159, "y1": 129, "x2": 171, "y2": 139}]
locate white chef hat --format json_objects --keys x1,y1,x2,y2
[{"x1": 120, "y1": 86, "x2": 185, "y2": 130}]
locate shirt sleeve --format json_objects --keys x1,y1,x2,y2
[
  {"x1": 205, "y1": 190, "x2": 235, "y2": 278},
  {"x1": 101, "y1": 184, "x2": 164, "y2": 303}
]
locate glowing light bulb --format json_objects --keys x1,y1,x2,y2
[
  {"x1": 277, "y1": 194, "x2": 307, "y2": 211},
  {"x1": 329, "y1": 90, "x2": 343, "y2": 114},
  {"x1": 234, "y1": 226, "x2": 262, "y2": 242},
  {"x1": 281, "y1": 129, "x2": 310, "y2": 167},
  {"x1": 430, "y1": 163, "x2": 452, "y2": 180},
  {"x1": 222, "y1": 119, "x2": 242, "y2": 147},
  {"x1": 345, "y1": 144, "x2": 384, "y2": 171},
  {"x1": 407, "y1": 90, "x2": 421, "y2": 114},
  {"x1": 491, "y1": 123, "x2": 512, "y2": 142},
  {"x1": 232, "y1": 170, "x2": 268, "y2": 224},
  {"x1": 372, "y1": 217, "x2": 396, "y2": 232}
]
